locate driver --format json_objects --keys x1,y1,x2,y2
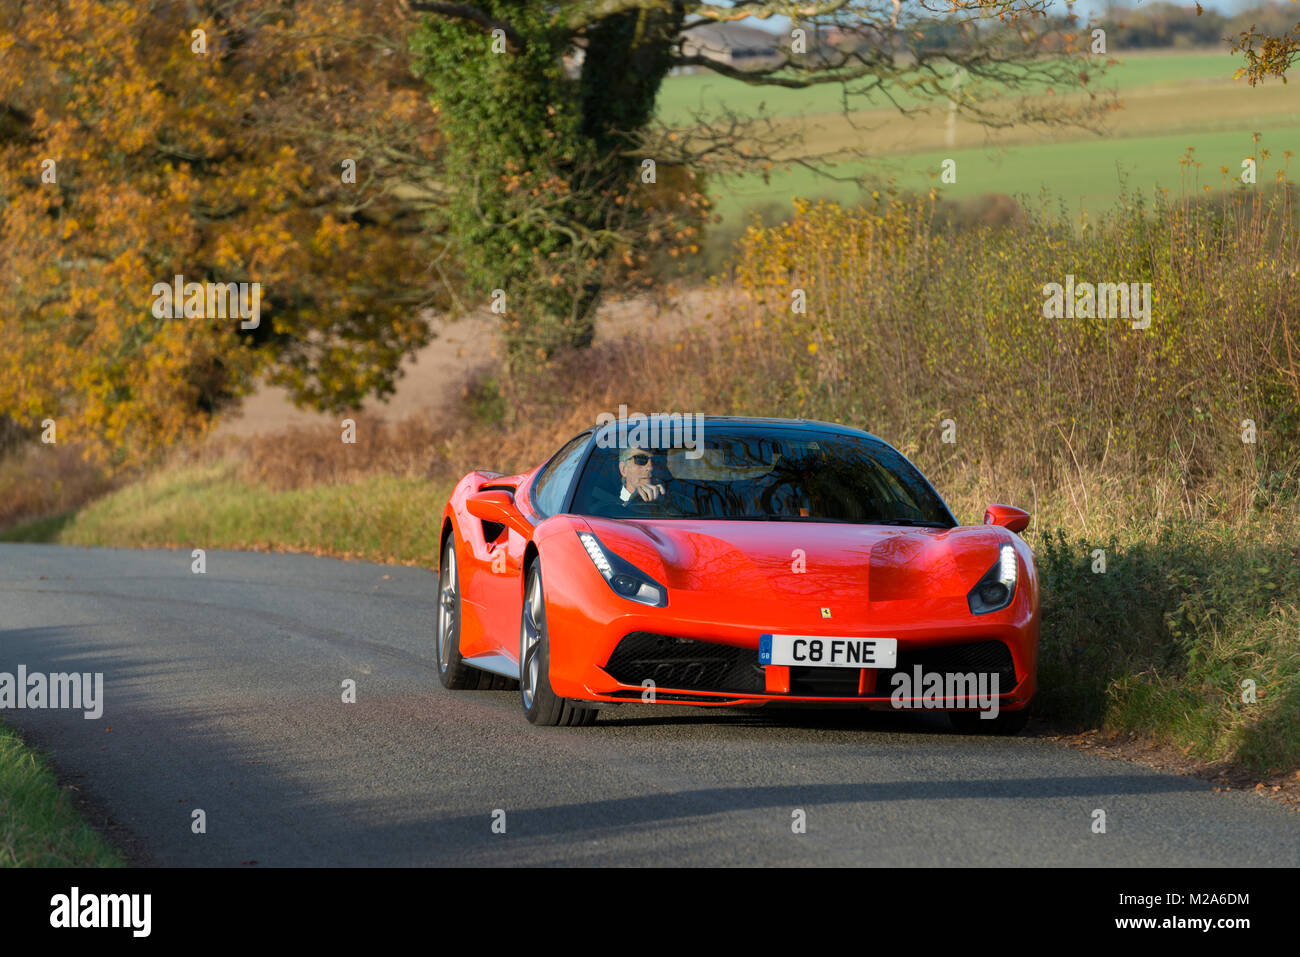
[{"x1": 617, "y1": 445, "x2": 666, "y2": 503}]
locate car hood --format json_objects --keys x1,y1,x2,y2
[{"x1": 580, "y1": 517, "x2": 1011, "y2": 601}]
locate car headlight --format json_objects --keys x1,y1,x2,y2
[
  {"x1": 578, "y1": 532, "x2": 667, "y2": 607},
  {"x1": 968, "y1": 544, "x2": 1017, "y2": 615}
]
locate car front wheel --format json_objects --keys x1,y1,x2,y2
[{"x1": 520, "y1": 559, "x2": 597, "y2": 727}]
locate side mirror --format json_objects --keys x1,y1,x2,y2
[
  {"x1": 466, "y1": 490, "x2": 532, "y2": 538},
  {"x1": 983, "y1": 504, "x2": 1030, "y2": 533}
]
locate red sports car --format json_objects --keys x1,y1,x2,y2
[{"x1": 435, "y1": 416, "x2": 1038, "y2": 731}]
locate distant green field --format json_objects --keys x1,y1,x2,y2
[
  {"x1": 892, "y1": 126, "x2": 1300, "y2": 205},
  {"x1": 659, "y1": 48, "x2": 1300, "y2": 231},
  {"x1": 708, "y1": 125, "x2": 1300, "y2": 225},
  {"x1": 656, "y1": 48, "x2": 1246, "y2": 126}
]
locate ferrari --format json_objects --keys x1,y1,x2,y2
[{"x1": 435, "y1": 416, "x2": 1038, "y2": 731}]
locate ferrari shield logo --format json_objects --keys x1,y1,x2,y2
[{"x1": 820, "y1": 607, "x2": 832, "y2": 618}]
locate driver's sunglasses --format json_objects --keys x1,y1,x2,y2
[{"x1": 627, "y1": 453, "x2": 653, "y2": 466}]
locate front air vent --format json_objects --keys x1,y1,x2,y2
[
  {"x1": 874, "y1": 640, "x2": 1018, "y2": 694},
  {"x1": 604, "y1": 633, "x2": 764, "y2": 693}
]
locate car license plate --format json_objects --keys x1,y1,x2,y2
[{"x1": 759, "y1": 634, "x2": 898, "y2": 668}]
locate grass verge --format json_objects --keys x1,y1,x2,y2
[
  {"x1": 0, "y1": 722, "x2": 126, "y2": 867},
  {"x1": 4, "y1": 461, "x2": 452, "y2": 567}
]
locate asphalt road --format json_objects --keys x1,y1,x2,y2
[{"x1": 1, "y1": 543, "x2": 1295, "y2": 867}]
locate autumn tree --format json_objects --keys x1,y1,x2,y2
[
  {"x1": 0, "y1": 0, "x2": 443, "y2": 466},
  {"x1": 1233, "y1": 9, "x2": 1300, "y2": 84},
  {"x1": 407, "y1": 0, "x2": 1112, "y2": 370}
]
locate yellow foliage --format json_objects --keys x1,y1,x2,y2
[{"x1": 0, "y1": 0, "x2": 440, "y2": 469}]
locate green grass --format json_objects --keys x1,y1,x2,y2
[
  {"x1": 890, "y1": 127, "x2": 1300, "y2": 203},
  {"x1": 3, "y1": 462, "x2": 452, "y2": 567},
  {"x1": 1070, "y1": 48, "x2": 1256, "y2": 90},
  {"x1": 0, "y1": 722, "x2": 126, "y2": 867},
  {"x1": 705, "y1": 125, "x2": 1300, "y2": 228},
  {"x1": 2, "y1": 511, "x2": 77, "y2": 543}
]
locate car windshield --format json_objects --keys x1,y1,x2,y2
[{"x1": 570, "y1": 425, "x2": 955, "y2": 525}]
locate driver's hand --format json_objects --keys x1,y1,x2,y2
[{"x1": 632, "y1": 482, "x2": 666, "y2": 502}]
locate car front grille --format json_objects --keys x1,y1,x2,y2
[{"x1": 603, "y1": 632, "x2": 765, "y2": 693}]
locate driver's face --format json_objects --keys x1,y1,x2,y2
[{"x1": 619, "y1": 448, "x2": 654, "y2": 490}]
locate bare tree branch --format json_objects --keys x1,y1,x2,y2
[
  {"x1": 564, "y1": 1, "x2": 854, "y2": 32},
  {"x1": 673, "y1": 52, "x2": 899, "y2": 87}
]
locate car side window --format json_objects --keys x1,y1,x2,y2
[{"x1": 532, "y1": 434, "x2": 591, "y2": 517}]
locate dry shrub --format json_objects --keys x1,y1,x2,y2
[
  {"x1": 722, "y1": 185, "x2": 1300, "y2": 527},
  {"x1": 0, "y1": 442, "x2": 115, "y2": 530},
  {"x1": 187, "y1": 413, "x2": 454, "y2": 491}
]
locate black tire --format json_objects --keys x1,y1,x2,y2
[
  {"x1": 948, "y1": 704, "x2": 1031, "y2": 736},
  {"x1": 436, "y1": 534, "x2": 517, "y2": 690},
  {"x1": 519, "y1": 560, "x2": 597, "y2": 727}
]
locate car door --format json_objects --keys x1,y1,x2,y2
[{"x1": 472, "y1": 433, "x2": 591, "y2": 662}]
